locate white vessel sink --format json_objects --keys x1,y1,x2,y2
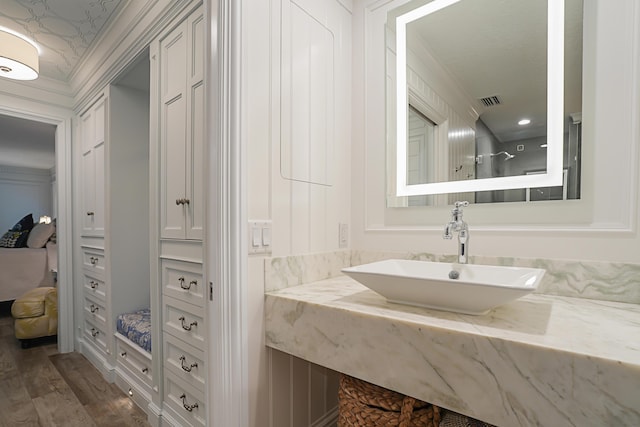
[{"x1": 341, "y1": 259, "x2": 545, "y2": 315}]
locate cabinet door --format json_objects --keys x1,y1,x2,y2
[
  {"x1": 80, "y1": 96, "x2": 107, "y2": 236},
  {"x1": 160, "y1": 21, "x2": 188, "y2": 239},
  {"x1": 185, "y1": 9, "x2": 205, "y2": 240},
  {"x1": 93, "y1": 140, "x2": 105, "y2": 235},
  {"x1": 81, "y1": 146, "x2": 96, "y2": 235}
]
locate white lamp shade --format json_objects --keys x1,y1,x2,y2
[{"x1": 0, "y1": 31, "x2": 39, "y2": 80}]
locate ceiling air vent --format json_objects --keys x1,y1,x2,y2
[{"x1": 479, "y1": 95, "x2": 502, "y2": 107}]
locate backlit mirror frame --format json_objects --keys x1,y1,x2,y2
[{"x1": 395, "y1": 0, "x2": 565, "y2": 197}]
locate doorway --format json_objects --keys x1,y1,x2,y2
[{"x1": 0, "y1": 105, "x2": 73, "y2": 353}]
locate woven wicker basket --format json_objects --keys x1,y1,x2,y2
[{"x1": 337, "y1": 374, "x2": 441, "y2": 427}]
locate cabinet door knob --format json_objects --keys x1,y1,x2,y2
[
  {"x1": 183, "y1": 198, "x2": 190, "y2": 205},
  {"x1": 90, "y1": 281, "x2": 98, "y2": 289},
  {"x1": 90, "y1": 257, "x2": 98, "y2": 265},
  {"x1": 176, "y1": 198, "x2": 183, "y2": 205},
  {"x1": 90, "y1": 304, "x2": 98, "y2": 313},
  {"x1": 142, "y1": 367, "x2": 149, "y2": 374},
  {"x1": 121, "y1": 351, "x2": 127, "y2": 357},
  {"x1": 90, "y1": 328, "x2": 99, "y2": 337}
]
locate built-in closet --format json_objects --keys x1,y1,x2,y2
[
  {"x1": 75, "y1": 2, "x2": 206, "y2": 426},
  {"x1": 77, "y1": 48, "x2": 153, "y2": 399}
]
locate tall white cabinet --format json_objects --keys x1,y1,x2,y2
[
  {"x1": 78, "y1": 91, "x2": 110, "y2": 366},
  {"x1": 159, "y1": 8, "x2": 205, "y2": 242},
  {"x1": 80, "y1": 95, "x2": 106, "y2": 236},
  {"x1": 151, "y1": 4, "x2": 207, "y2": 427}
]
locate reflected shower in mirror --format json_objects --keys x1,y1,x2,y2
[{"x1": 387, "y1": 0, "x2": 583, "y2": 207}]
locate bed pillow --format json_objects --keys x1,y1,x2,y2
[
  {"x1": 10, "y1": 213, "x2": 34, "y2": 232},
  {"x1": 27, "y1": 222, "x2": 56, "y2": 249},
  {"x1": 0, "y1": 230, "x2": 30, "y2": 248}
]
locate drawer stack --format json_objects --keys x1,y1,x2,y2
[
  {"x1": 161, "y1": 259, "x2": 206, "y2": 427},
  {"x1": 81, "y1": 245, "x2": 110, "y2": 359}
]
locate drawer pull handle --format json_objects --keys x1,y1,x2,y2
[
  {"x1": 180, "y1": 394, "x2": 198, "y2": 412},
  {"x1": 179, "y1": 355, "x2": 198, "y2": 372},
  {"x1": 90, "y1": 304, "x2": 98, "y2": 313},
  {"x1": 180, "y1": 278, "x2": 196, "y2": 290},
  {"x1": 87, "y1": 211, "x2": 94, "y2": 216},
  {"x1": 142, "y1": 367, "x2": 149, "y2": 374},
  {"x1": 90, "y1": 281, "x2": 98, "y2": 289},
  {"x1": 121, "y1": 351, "x2": 127, "y2": 357},
  {"x1": 178, "y1": 316, "x2": 197, "y2": 331},
  {"x1": 90, "y1": 328, "x2": 99, "y2": 337},
  {"x1": 90, "y1": 257, "x2": 98, "y2": 265}
]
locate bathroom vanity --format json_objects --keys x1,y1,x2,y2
[{"x1": 265, "y1": 272, "x2": 640, "y2": 427}]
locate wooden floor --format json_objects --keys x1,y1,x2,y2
[{"x1": 0, "y1": 304, "x2": 149, "y2": 427}]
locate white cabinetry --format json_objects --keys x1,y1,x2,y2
[
  {"x1": 80, "y1": 95, "x2": 106, "y2": 236},
  {"x1": 159, "y1": 8, "x2": 205, "y2": 241},
  {"x1": 152, "y1": 5, "x2": 207, "y2": 426}
]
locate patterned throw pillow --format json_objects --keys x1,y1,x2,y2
[
  {"x1": 10, "y1": 213, "x2": 34, "y2": 232},
  {"x1": 0, "y1": 230, "x2": 30, "y2": 248}
]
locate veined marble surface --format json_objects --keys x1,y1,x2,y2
[
  {"x1": 265, "y1": 276, "x2": 640, "y2": 427},
  {"x1": 265, "y1": 250, "x2": 640, "y2": 304}
]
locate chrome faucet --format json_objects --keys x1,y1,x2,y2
[{"x1": 443, "y1": 201, "x2": 470, "y2": 264}]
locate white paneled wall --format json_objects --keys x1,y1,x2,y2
[
  {"x1": 245, "y1": 0, "x2": 352, "y2": 426},
  {"x1": 271, "y1": 0, "x2": 352, "y2": 256}
]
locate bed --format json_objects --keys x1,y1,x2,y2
[
  {"x1": 0, "y1": 242, "x2": 56, "y2": 302},
  {"x1": 0, "y1": 215, "x2": 57, "y2": 302}
]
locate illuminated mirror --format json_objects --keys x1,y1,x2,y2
[{"x1": 389, "y1": 0, "x2": 582, "y2": 205}]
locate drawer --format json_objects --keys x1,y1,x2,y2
[
  {"x1": 116, "y1": 334, "x2": 153, "y2": 391},
  {"x1": 163, "y1": 296, "x2": 205, "y2": 350},
  {"x1": 82, "y1": 274, "x2": 106, "y2": 301},
  {"x1": 163, "y1": 370, "x2": 205, "y2": 427},
  {"x1": 83, "y1": 294, "x2": 107, "y2": 328},
  {"x1": 162, "y1": 259, "x2": 205, "y2": 307},
  {"x1": 83, "y1": 318, "x2": 109, "y2": 356},
  {"x1": 82, "y1": 247, "x2": 105, "y2": 276},
  {"x1": 164, "y1": 333, "x2": 205, "y2": 392}
]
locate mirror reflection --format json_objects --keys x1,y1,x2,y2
[{"x1": 387, "y1": 0, "x2": 583, "y2": 206}]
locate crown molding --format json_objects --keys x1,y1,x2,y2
[{"x1": 72, "y1": 0, "x2": 198, "y2": 112}]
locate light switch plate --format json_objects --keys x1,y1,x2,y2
[
  {"x1": 339, "y1": 223, "x2": 348, "y2": 248},
  {"x1": 248, "y1": 220, "x2": 272, "y2": 254}
]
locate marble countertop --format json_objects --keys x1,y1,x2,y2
[{"x1": 265, "y1": 276, "x2": 640, "y2": 427}]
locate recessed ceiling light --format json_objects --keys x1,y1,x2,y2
[{"x1": 518, "y1": 119, "x2": 531, "y2": 126}]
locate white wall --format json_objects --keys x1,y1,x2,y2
[
  {"x1": 0, "y1": 165, "x2": 53, "y2": 232},
  {"x1": 353, "y1": 0, "x2": 640, "y2": 264},
  {"x1": 244, "y1": 0, "x2": 352, "y2": 425}
]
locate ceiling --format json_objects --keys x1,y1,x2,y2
[
  {"x1": 0, "y1": 0, "x2": 126, "y2": 169},
  {"x1": 0, "y1": 0, "x2": 125, "y2": 83}
]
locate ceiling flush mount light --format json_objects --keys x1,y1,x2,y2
[
  {"x1": 0, "y1": 30, "x2": 39, "y2": 80},
  {"x1": 518, "y1": 118, "x2": 531, "y2": 126}
]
